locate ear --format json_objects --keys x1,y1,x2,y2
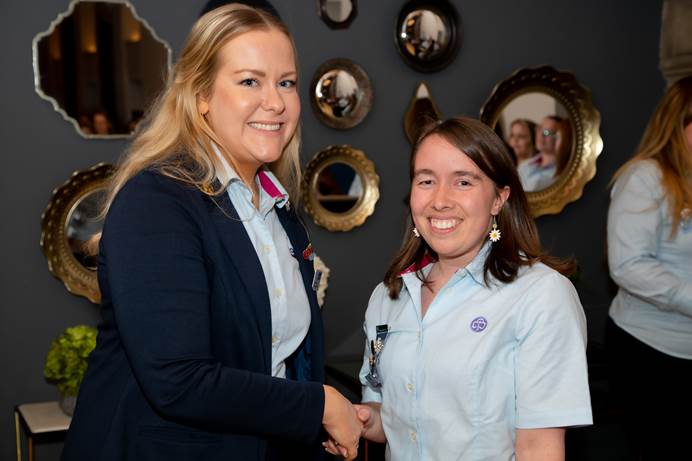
[
  {"x1": 197, "y1": 94, "x2": 209, "y2": 116},
  {"x1": 492, "y1": 186, "x2": 510, "y2": 216}
]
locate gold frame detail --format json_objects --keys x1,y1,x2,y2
[
  {"x1": 480, "y1": 66, "x2": 603, "y2": 217},
  {"x1": 40, "y1": 163, "x2": 114, "y2": 303},
  {"x1": 302, "y1": 145, "x2": 380, "y2": 232}
]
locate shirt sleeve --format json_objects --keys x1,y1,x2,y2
[
  {"x1": 607, "y1": 161, "x2": 692, "y2": 317},
  {"x1": 359, "y1": 285, "x2": 385, "y2": 404},
  {"x1": 514, "y1": 271, "x2": 593, "y2": 428}
]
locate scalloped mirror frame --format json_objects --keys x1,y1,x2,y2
[
  {"x1": 480, "y1": 66, "x2": 603, "y2": 217},
  {"x1": 32, "y1": 0, "x2": 172, "y2": 139},
  {"x1": 302, "y1": 145, "x2": 380, "y2": 232},
  {"x1": 41, "y1": 163, "x2": 114, "y2": 303}
]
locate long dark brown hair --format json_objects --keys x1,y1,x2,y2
[{"x1": 383, "y1": 117, "x2": 575, "y2": 299}]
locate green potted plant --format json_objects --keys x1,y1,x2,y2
[{"x1": 44, "y1": 325, "x2": 97, "y2": 415}]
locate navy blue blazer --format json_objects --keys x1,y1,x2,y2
[{"x1": 62, "y1": 170, "x2": 326, "y2": 461}]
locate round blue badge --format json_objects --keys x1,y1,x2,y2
[{"x1": 470, "y1": 316, "x2": 488, "y2": 332}]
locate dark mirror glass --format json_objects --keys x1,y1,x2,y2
[
  {"x1": 65, "y1": 188, "x2": 106, "y2": 270},
  {"x1": 319, "y1": 0, "x2": 357, "y2": 29},
  {"x1": 495, "y1": 92, "x2": 572, "y2": 192},
  {"x1": 35, "y1": 1, "x2": 170, "y2": 137},
  {"x1": 315, "y1": 69, "x2": 361, "y2": 120},
  {"x1": 316, "y1": 163, "x2": 363, "y2": 213},
  {"x1": 310, "y1": 58, "x2": 372, "y2": 129},
  {"x1": 396, "y1": 0, "x2": 459, "y2": 72}
]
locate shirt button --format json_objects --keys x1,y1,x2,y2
[
  {"x1": 274, "y1": 288, "x2": 283, "y2": 298},
  {"x1": 410, "y1": 431, "x2": 417, "y2": 441},
  {"x1": 417, "y1": 331, "x2": 421, "y2": 339},
  {"x1": 406, "y1": 383, "x2": 414, "y2": 392},
  {"x1": 263, "y1": 245, "x2": 272, "y2": 255},
  {"x1": 271, "y1": 335, "x2": 279, "y2": 345}
]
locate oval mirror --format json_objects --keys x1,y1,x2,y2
[
  {"x1": 480, "y1": 66, "x2": 603, "y2": 217},
  {"x1": 395, "y1": 0, "x2": 460, "y2": 72},
  {"x1": 310, "y1": 58, "x2": 373, "y2": 129},
  {"x1": 302, "y1": 145, "x2": 379, "y2": 231},
  {"x1": 33, "y1": 0, "x2": 172, "y2": 138},
  {"x1": 41, "y1": 163, "x2": 114, "y2": 303},
  {"x1": 318, "y1": 0, "x2": 357, "y2": 29}
]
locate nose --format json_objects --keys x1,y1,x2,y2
[
  {"x1": 261, "y1": 85, "x2": 286, "y2": 113},
  {"x1": 431, "y1": 184, "x2": 452, "y2": 210}
]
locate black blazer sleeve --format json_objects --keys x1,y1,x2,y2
[{"x1": 101, "y1": 171, "x2": 324, "y2": 442}]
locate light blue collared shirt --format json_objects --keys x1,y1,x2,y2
[
  {"x1": 608, "y1": 159, "x2": 692, "y2": 358},
  {"x1": 213, "y1": 146, "x2": 311, "y2": 378},
  {"x1": 359, "y1": 245, "x2": 592, "y2": 461},
  {"x1": 517, "y1": 154, "x2": 557, "y2": 191}
]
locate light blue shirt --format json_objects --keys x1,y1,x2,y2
[
  {"x1": 214, "y1": 146, "x2": 311, "y2": 378},
  {"x1": 517, "y1": 154, "x2": 557, "y2": 191},
  {"x1": 608, "y1": 159, "x2": 692, "y2": 358},
  {"x1": 359, "y1": 245, "x2": 592, "y2": 461}
]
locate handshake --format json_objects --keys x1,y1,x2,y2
[{"x1": 321, "y1": 385, "x2": 385, "y2": 460}]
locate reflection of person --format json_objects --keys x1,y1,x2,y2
[
  {"x1": 517, "y1": 115, "x2": 562, "y2": 191},
  {"x1": 508, "y1": 118, "x2": 537, "y2": 166},
  {"x1": 338, "y1": 117, "x2": 592, "y2": 460},
  {"x1": 62, "y1": 5, "x2": 361, "y2": 461},
  {"x1": 606, "y1": 76, "x2": 692, "y2": 460},
  {"x1": 77, "y1": 114, "x2": 93, "y2": 134},
  {"x1": 92, "y1": 109, "x2": 112, "y2": 135},
  {"x1": 554, "y1": 117, "x2": 572, "y2": 177}
]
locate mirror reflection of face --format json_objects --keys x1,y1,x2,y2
[
  {"x1": 410, "y1": 135, "x2": 508, "y2": 268},
  {"x1": 317, "y1": 162, "x2": 362, "y2": 213},
  {"x1": 198, "y1": 29, "x2": 299, "y2": 182},
  {"x1": 538, "y1": 117, "x2": 558, "y2": 154},
  {"x1": 509, "y1": 122, "x2": 535, "y2": 161}
]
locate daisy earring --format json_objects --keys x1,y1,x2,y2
[
  {"x1": 488, "y1": 216, "x2": 501, "y2": 243},
  {"x1": 412, "y1": 227, "x2": 420, "y2": 238}
]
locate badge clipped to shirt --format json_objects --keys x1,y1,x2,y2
[
  {"x1": 312, "y1": 270, "x2": 323, "y2": 291},
  {"x1": 365, "y1": 324, "x2": 389, "y2": 388}
]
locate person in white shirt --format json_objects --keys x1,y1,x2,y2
[{"x1": 606, "y1": 75, "x2": 692, "y2": 460}]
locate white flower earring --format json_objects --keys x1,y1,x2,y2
[
  {"x1": 488, "y1": 216, "x2": 501, "y2": 243},
  {"x1": 412, "y1": 227, "x2": 420, "y2": 238}
]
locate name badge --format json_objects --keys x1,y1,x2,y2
[
  {"x1": 312, "y1": 270, "x2": 323, "y2": 291},
  {"x1": 365, "y1": 324, "x2": 389, "y2": 388}
]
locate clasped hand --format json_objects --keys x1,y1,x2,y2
[{"x1": 322, "y1": 387, "x2": 383, "y2": 460}]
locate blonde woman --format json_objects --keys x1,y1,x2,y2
[
  {"x1": 62, "y1": 5, "x2": 361, "y2": 461},
  {"x1": 607, "y1": 75, "x2": 692, "y2": 460}
]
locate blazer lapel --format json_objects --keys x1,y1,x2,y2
[{"x1": 203, "y1": 188, "x2": 272, "y2": 373}]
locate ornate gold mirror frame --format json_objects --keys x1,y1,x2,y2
[
  {"x1": 302, "y1": 145, "x2": 380, "y2": 231},
  {"x1": 480, "y1": 66, "x2": 603, "y2": 217},
  {"x1": 41, "y1": 163, "x2": 114, "y2": 303}
]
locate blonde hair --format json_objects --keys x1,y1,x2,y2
[
  {"x1": 103, "y1": 3, "x2": 302, "y2": 215},
  {"x1": 612, "y1": 75, "x2": 692, "y2": 234}
]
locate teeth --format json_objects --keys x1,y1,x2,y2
[
  {"x1": 249, "y1": 122, "x2": 281, "y2": 131},
  {"x1": 430, "y1": 219, "x2": 458, "y2": 229}
]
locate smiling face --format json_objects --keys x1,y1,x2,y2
[
  {"x1": 508, "y1": 121, "x2": 535, "y2": 161},
  {"x1": 198, "y1": 28, "x2": 299, "y2": 183},
  {"x1": 410, "y1": 135, "x2": 509, "y2": 268}
]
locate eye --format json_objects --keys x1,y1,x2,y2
[
  {"x1": 279, "y1": 79, "x2": 297, "y2": 89},
  {"x1": 240, "y1": 78, "x2": 259, "y2": 87},
  {"x1": 456, "y1": 179, "x2": 472, "y2": 187},
  {"x1": 416, "y1": 179, "x2": 434, "y2": 186}
]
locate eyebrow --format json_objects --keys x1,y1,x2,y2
[
  {"x1": 413, "y1": 169, "x2": 482, "y2": 180},
  {"x1": 233, "y1": 69, "x2": 297, "y2": 79}
]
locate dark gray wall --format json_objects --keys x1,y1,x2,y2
[{"x1": 0, "y1": 1, "x2": 662, "y2": 459}]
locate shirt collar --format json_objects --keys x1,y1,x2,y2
[
  {"x1": 212, "y1": 142, "x2": 290, "y2": 209},
  {"x1": 399, "y1": 242, "x2": 491, "y2": 287}
]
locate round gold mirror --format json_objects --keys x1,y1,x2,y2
[
  {"x1": 41, "y1": 163, "x2": 114, "y2": 303},
  {"x1": 32, "y1": 0, "x2": 172, "y2": 138},
  {"x1": 310, "y1": 58, "x2": 373, "y2": 129},
  {"x1": 480, "y1": 66, "x2": 603, "y2": 217},
  {"x1": 302, "y1": 145, "x2": 379, "y2": 231}
]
